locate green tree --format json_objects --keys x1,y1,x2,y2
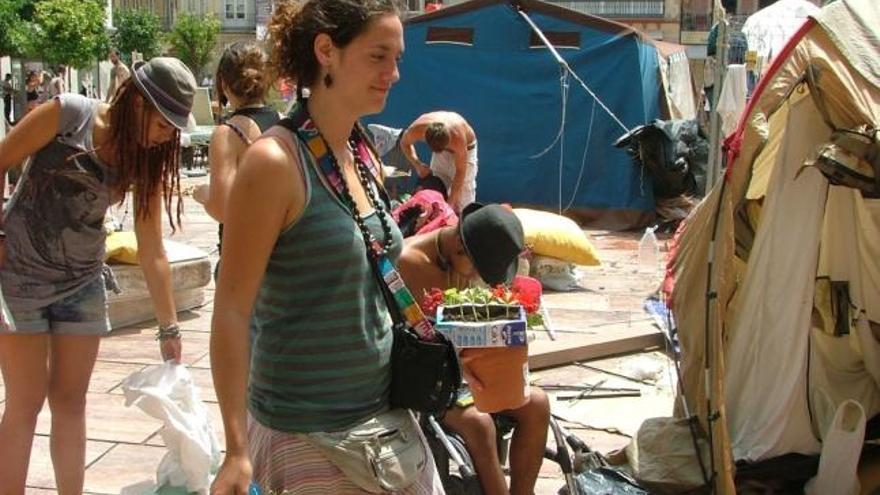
[
  {"x1": 0, "y1": 0, "x2": 32, "y2": 57},
  {"x1": 112, "y1": 8, "x2": 163, "y2": 62},
  {"x1": 165, "y1": 12, "x2": 220, "y2": 80},
  {"x1": 30, "y1": 0, "x2": 109, "y2": 68}
]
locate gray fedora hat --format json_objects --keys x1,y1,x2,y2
[{"x1": 131, "y1": 57, "x2": 196, "y2": 130}]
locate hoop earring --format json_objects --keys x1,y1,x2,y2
[{"x1": 324, "y1": 73, "x2": 333, "y2": 88}]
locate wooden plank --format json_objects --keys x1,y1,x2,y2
[
  {"x1": 528, "y1": 322, "x2": 663, "y2": 370},
  {"x1": 541, "y1": 307, "x2": 635, "y2": 328}
]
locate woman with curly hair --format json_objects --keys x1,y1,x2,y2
[
  {"x1": 0, "y1": 57, "x2": 196, "y2": 494},
  {"x1": 210, "y1": 0, "x2": 444, "y2": 493}
]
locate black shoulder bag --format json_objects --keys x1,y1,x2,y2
[
  {"x1": 374, "y1": 265, "x2": 461, "y2": 415},
  {"x1": 278, "y1": 103, "x2": 461, "y2": 415}
]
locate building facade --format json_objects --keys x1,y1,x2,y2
[
  {"x1": 419, "y1": 0, "x2": 680, "y2": 41},
  {"x1": 113, "y1": 0, "x2": 258, "y2": 63}
]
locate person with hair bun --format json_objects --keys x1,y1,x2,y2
[
  {"x1": 210, "y1": 0, "x2": 443, "y2": 493},
  {"x1": 193, "y1": 41, "x2": 279, "y2": 270}
]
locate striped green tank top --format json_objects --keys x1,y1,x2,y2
[{"x1": 248, "y1": 129, "x2": 403, "y2": 433}]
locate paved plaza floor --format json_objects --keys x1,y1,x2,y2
[{"x1": 2, "y1": 177, "x2": 675, "y2": 494}]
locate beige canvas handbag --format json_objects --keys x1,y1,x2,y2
[{"x1": 305, "y1": 409, "x2": 428, "y2": 493}]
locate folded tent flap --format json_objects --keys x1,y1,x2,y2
[
  {"x1": 807, "y1": 63, "x2": 880, "y2": 196},
  {"x1": 812, "y1": 126, "x2": 880, "y2": 197}
]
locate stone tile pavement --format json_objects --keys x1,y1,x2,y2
[{"x1": 2, "y1": 177, "x2": 675, "y2": 494}]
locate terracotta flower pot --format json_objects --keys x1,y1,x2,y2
[{"x1": 462, "y1": 346, "x2": 530, "y2": 413}]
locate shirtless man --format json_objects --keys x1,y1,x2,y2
[
  {"x1": 398, "y1": 203, "x2": 550, "y2": 495},
  {"x1": 399, "y1": 111, "x2": 478, "y2": 214},
  {"x1": 106, "y1": 49, "x2": 131, "y2": 103}
]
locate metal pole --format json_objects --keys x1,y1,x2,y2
[
  {"x1": 514, "y1": 4, "x2": 629, "y2": 134},
  {"x1": 705, "y1": 12, "x2": 729, "y2": 188}
]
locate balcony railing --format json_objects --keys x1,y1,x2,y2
[
  {"x1": 414, "y1": 0, "x2": 664, "y2": 17},
  {"x1": 549, "y1": 0, "x2": 665, "y2": 18}
]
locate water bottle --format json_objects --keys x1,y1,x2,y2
[
  {"x1": 249, "y1": 482, "x2": 262, "y2": 495},
  {"x1": 637, "y1": 226, "x2": 660, "y2": 274}
]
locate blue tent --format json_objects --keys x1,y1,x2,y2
[{"x1": 367, "y1": 0, "x2": 673, "y2": 228}]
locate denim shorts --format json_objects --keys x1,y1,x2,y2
[{"x1": 2, "y1": 276, "x2": 111, "y2": 335}]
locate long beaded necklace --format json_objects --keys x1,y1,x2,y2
[
  {"x1": 278, "y1": 101, "x2": 436, "y2": 339},
  {"x1": 321, "y1": 133, "x2": 394, "y2": 260}
]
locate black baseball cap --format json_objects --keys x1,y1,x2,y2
[{"x1": 459, "y1": 203, "x2": 524, "y2": 286}]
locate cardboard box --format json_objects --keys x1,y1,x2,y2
[{"x1": 435, "y1": 304, "x2": 528, "y2": 348}]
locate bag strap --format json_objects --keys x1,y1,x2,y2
[
  {"x1": 276, "y1": 104, "x2": 384, "y2": 203},
  {"x1": 278, "y1": 101, "x2": 435, "y2": 340},
  {"x1": 371, "y1": 257, "x2": 406, "y2": 326},
  {"x1": 373, "y1": 256, "x2": 435, "y2": 339}
]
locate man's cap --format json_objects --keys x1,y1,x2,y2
[
  {"x1": 131, "y1": 57, "x2": 196, "y2": 130},
  {"x1": 459, "y1": 203, "x2": 524, "y2": 286}
]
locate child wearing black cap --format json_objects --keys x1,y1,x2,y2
[{"x1": 399, "y1": 202, "x2": 551, "y2": 495}]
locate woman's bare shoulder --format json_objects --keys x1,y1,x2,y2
[{"x1": 240, "y1": 135, "x2": 295, "y2": 175}]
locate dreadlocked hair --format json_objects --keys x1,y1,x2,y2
[{"x1": 108, "y1": 78, "x2": 183, "y2": 233}]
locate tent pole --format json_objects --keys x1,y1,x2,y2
[
  {"x1": 702, "y1": 6, "x2": 730, "y2": 493},
  {"x1": 513, "y1": 4, "x2": 629, "y2": 135}
]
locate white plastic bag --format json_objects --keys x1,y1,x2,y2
[
  {"x1": 804, "y1": 399, "x2": 865, "y2": 495},
  {"x1": 122, "y1": 363, "x2": 221, "y2": 494},
  {"x1": 530, "y1": 255, "x2": 580, "y2": 291}
]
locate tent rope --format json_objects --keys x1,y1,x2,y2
[
  {"x1": 514, "y1": 5, "x2": 630, "y2": 135},
  {"x1": 563, "y1": 99, "x2": 596, "y2": 212},
  {"x1": 529, "y1": 68, "x2": 568, "y2": 160},
  {"x1": 529, "y1": 68, "x2": 570, "y2": 214}
]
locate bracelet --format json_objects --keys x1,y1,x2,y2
[{"x1": 156, "y1": 323, "x2": 181, "y2": 340}]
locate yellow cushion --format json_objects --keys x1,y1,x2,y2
[
  {"x1": 105, "y1": 231, "x2": 140, "y2": 265},
  {"x1": 513, "y1": 208, "x2": 600, "y2": 266}
]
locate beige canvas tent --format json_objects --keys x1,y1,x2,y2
[{"x1": 666, "y1": 0, "x2": 880, "y2": 491}]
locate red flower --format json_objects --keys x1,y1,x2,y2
[
  {"x1": 491, "y1": 285, "x2": 510, "y2": 302},
  {"x1": 420, "y1": 288, "x2": 445, "y2": 316},
  {"x1": 511, "y1": 276, "x2": 542, "y2": 314}
]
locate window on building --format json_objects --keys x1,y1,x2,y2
[
  {"x1": 225, "y1": 0, "x2": 247, "y2": 19},
  {"x1": 426, "y1": 27, "x2": 474, "y2": 46},
  {"x1": 529, "y1": 31, "x2": 580, "y2": 50},
  {"x1": 680, "y1": 0, "x2": 714, "y2": 44}
]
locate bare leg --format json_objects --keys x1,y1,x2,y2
[
  {"x1": 47, "y1": 334, "x2": 100, "y2": 495},
  {"x1": 502, "y1": 388, "x2": 550, "y2": 495},
  {"x1": 443, "y1": 406, "x2": 509, "y2": 495},
  {"x1": 0, "y1": 334, "x2": 50, "y2": 495}
]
